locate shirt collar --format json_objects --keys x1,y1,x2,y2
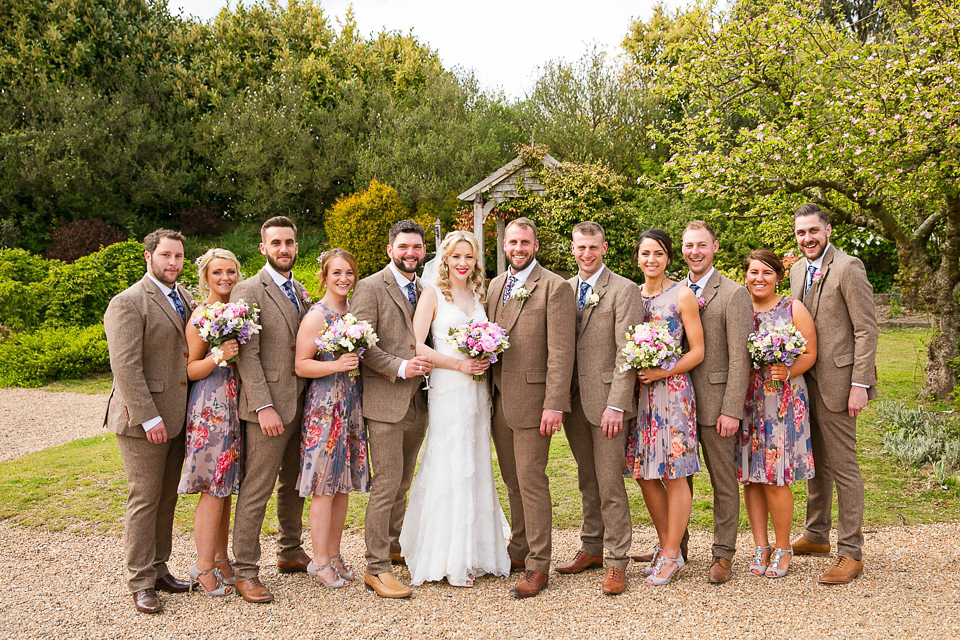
[
  {"x1": 577, "y1": 264, "x2": 605, "y2": 289},
  {"x1": 509, "y1": 259, "x2": 537, "y2": 285},
  {"x1": 686, "y1": 266, "x2": 715, "y2": 289},
  {"x1": 806, "y1": 243, "x2": 832, "y2": 271},
  {"x1": 264, "y1": 262, "x2": 293, "y2": 288},
  {"x1": 146, "y1": 272, "x2": 175, "y2": 297},
  {"x1": 388, "y1": 261, "x2": 417, "y2": 289}
]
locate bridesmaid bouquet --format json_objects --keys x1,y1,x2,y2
[
  {"x1": 315, "y1": 313, "x2": 379, "y2": 377},
  {"x1": 619, "y1": 322, "x2": 683, "y2": 374},
  {"x1": 447, "y1": 321, "x2": 510, "y2": 381},
  {"x1": 192, "y1": 300, "x2": 262, "y2": 367},
  {"x1": 747, "y1": 321, "x2": 808, "y2": 388}
]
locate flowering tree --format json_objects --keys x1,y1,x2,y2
[{"x1": 656, "y1": 0, "x2": 960, "y2": 398}]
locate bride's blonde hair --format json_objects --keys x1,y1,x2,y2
[{"x1": 435, "y1": 231, "x2": 486, "y2": 305}]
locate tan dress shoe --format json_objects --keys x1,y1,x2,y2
[
  {"x1": 631, "y1": 538, "x2": 688, "y2": 564},
  {"x1": 277, "y1": 552, "x2": 311, "y2": 573},
  {"x1": 791, "y1": 534, "x2": 831, "y2": 557},
  {"x1": 234, "y1": 577, "x2": 275, "y2": 603},
  {"x1": 601, "y1": 566, "x2": 627, "y2": 595},
  {"x1": 708, "y1": 557, "x2": 732, "y2": 584},
  {"x1": 132, "y1": 588, "x2": 162, "y2": 614},
  {"x1": 509, "y1": 570, "x2": 549, "y2": 598},
  {"x1": 365, "y1": 572, "x2": 413, "y2": 598},
  {"x1": 510, "y1": 557, "x2": 525, "y2": 572},
  {"x1": 154, "y1": 573, "x2": 190, "y2": 593},
  {"x1": 389, "y1": 552, "x2": 407, "y2": 565},
  {"x1": 555, "y1": 550, "x2": 604, "y2": 574},
  {"x1": 818, "y1": 556, "x2": 864, "y2": 584}
]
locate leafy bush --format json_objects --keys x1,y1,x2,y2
[
  {"x1": 0, "y1": 249, "x2": 54, "y2": 330},
  {"x1": 0, "y1": 324, "x2": 110, "y2": 387},
  {"x1": 44, "y1": 219, "x2": 128, "y2": 263},
  {"x1": 878, "y1": 401, "x2": 960, "y2": 487}
]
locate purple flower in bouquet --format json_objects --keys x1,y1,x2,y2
[
  {"x1": 747, "y1": 321, "x2": 808, "y2": 388},
  {"x1": 619, "y1": 322, "x2": 683, "y2": 374},
  {"x1": 315, "y1": 313, "x2": 378, "y2": 376},
  {"x1": 447, "y1": 320, "x2": 511, "y2": 381},
  {"x1": 191, "y1": 300, "x2": 261, "y2": 367}
]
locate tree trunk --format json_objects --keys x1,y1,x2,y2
[{"x1": 921, "y1": 195, "x2": 960, "y2": 399}]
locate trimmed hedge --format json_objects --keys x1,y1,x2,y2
[{"x1": 0, "y1": 324, "x2": 110, "y2": 387}]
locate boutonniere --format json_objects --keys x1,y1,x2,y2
[
  {"x1": 299, "y1": 287, "x2": 312, "y2": 305},
  {"x1": 512, "y1": 284, "x2": 530, "y2": 309},
  {"x1": 697, "y1": 296, "x2": 706, "y2": 311},
  {"x1": 810, "y1": 270, "x2": 824, "y2": 287},
  {"x1": 585, "y1": 291, "x2": 603, "y2": 308}
]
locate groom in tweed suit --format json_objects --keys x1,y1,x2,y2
[
  {"x1": 554, "y1": 221, "x2": 640, "y2": 595},
  {"x1": 789, "y1": 203, "x2": 878, "y2": 584},
  {"x1": 104, "y1": 228, "x2": 193, "y2": 613},
  {"x1": 351, "y1": 220, "x2": 434, "y2": 598},
  {"x1": 488, "y1": 217, "x2": 576, "y2": 599}
]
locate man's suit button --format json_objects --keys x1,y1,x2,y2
[
  {"x1": 291, "y1": 346, "x2": 296, "y2": 351},
  {"x1": 291, "y1": 371, "x2": 296, "y2": 377},
  {"x1": 183, "y1": 352, "x2": 189, "y2": 357},
  {"x1": 577, "y1": 318, "x2": 582, "y2": 323},
  {"x1": 181, "y1": 381, "x2": 187, "y2": 387},
  {"x1": 409, "y1": 344, "x2": 415, "y2": 350}
]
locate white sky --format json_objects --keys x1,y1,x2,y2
[{"x1": 173, "y1": 0, "x2": 675, "y2": 99}]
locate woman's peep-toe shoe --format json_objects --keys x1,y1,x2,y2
[
  {"x1": 188, "y1": 565, "x2": 232, "y2": 596},
  {"x1": 640, "y1": 547, "x2": 662, "y2": 577},
  {"x1": 331, "y1": 554, "x2": 354, "y2": 581},
  {"x1": 765, "y1": 548, "x2": 793, "y2": 578},
  {"x1": 307, "y1": 561, "x2": 346, "y2": 588},
  {"x1": 750, "y1": 545, "x2": 772, "y2": 576},
  {"x1": 214, "y1": 557, "x2": 235, "y2": 585},
  {"x1": 644, "y1": 555, "x2": 683, "y2": 586}
]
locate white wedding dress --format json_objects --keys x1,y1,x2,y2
[{"x1": 398, "y1": 283, "x2": 510, "y2": 586}]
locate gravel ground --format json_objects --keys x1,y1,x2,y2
[{"x1": 2, "y1": 388, "x2": 960, "y2": 638}]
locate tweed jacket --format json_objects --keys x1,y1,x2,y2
[
  {"x1": 103, "y1": 275, "x2": 193, "y2": 438},
  {"x1": 232, "y1": 267, "x2": 307, "y2": 425},
  {"x1": 487, "y1": 262, "x2": 576, "y2": 428},
  {"x1": 687, "y1": 271, "x2": 754, "y2": 425},
  {"x1": 566, "y1": 267, "x2": 642, "y2": 424},
  {"x1": 790, "y1": 245, "x2": 879, "y2": 413},
  {"x1": 350, "y1": 266, "x2": 424, "y2": 424}
]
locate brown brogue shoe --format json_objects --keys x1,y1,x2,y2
[
  {"x1": 680, "y1": 536, "x2": 689, "y2": 563},
  {"x1": 277, "y1": 551, "x2": 311, "y2": 573},
  {"x1": 601, "y1": 566, "x2": 626, "y2": 595},
  {"x1": 818, "y1": 556, "x2": 864, "y2": 584},
  {"x1": 364, "y1": 572, "x2": 413, "y2": 598},
  {"x1": 510, "y1": 557, "x2": 525, "y2": 572},
  {"x1": 630, "y1": 548, "x2": 656, "y2": 564},
  {"x1": 708, "y1": 557, "x2": 732, "y2": 584},
  {"x1": 791, "y1": 534, "x2": 831, "y2": 557},
  {"x1": 154, "y1": 573, "x2": 190, "y2": 593},
  {"x1": 555, "y1": 550, "x2": 604, "y2": 574},
  {"x1": 388, "y1": 552, "x2": 407, "y2": 565},
  {"x1": 509, "y1": 570, "x2": 549, "y2": 598},
  {"x1": 132, "y1": 588, "x2": 162, "y2": 614},
  {"x1": 234, "y1": 577, "x2": 274, "y2": 603}
]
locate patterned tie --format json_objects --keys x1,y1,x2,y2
[
  {"x1": 282, "y1": 280, "x2": 301, "y2": 312},
  {"x1": 577, "y1": 281, "x2": 590, "y2": 311},
  {"x1": 502, "y1": 275, "x2": 518, "y2": 304},
  {"x1": 689, "y1": 282, "x2": 700, "y2": 296},
  {"x1": 805, "y1": 264, "x2": 817, "y2": 294},
  {"x1": 168, "y1": 290, "x2": 186, "y2": 322},
  {"x1": 405, "y1": 282, "x2": 417, "y2": 307}
]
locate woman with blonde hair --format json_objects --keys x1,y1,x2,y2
[{"x1": 399, "y1": 230, "x2": 510, "y2": 587}]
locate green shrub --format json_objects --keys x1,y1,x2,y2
[
  {"x1": 0, "y1": 324, "x2": 110, "y2": 387},
  {"x1": 878, "y1": 401, "x2": 960, "y2": 486},
  {"x1": 0, "y1": 248, "x2": 55, "y2": 330}
]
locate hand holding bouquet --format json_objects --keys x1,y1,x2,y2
[
  {"x1": 747, "y1": 321, "x2": 808, "y2": 388},
  {"x1": 315, "y1": 313, "x2": 379, "y2": 376},
  {"x1": 447, "y1": 321, "x2": 510, "y2": 381},
  {"x1": 619, "y1": 322, "x2": 683, "y2": 376},
  {"x1": 192, "y1": 300, "x2": 262, "y2": 367}
]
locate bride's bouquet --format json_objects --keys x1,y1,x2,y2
[
  {"x1": 315, "y1": 313, "x2": 379, "y2": 377},
  {"x1": 447, "y1": 320, "x2": 510, "y2": 381},
  {"x1": 747, "y1": 321, "x2": 808, "y2": 388},
  {"x1": 619, "y1": 321, "x2": 683, "y2": 374},
  {"x1": 192, "y1": 300, "x2": 261, "y2": 367}
]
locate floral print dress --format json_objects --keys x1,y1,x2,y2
[
  {"x1": 625, "y1": 282, "x2": 700, "y2": 480},
  {"x1": 297, "y1": 302, "x2": 370, "y2": 497},
  {"x1": 736, "y1": 296, "x2": 815, "y2": 486},
  {"x1": 178, "y1": 359, "x2": 242, "y2": 497}
]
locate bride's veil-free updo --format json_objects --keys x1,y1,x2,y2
[{"x1": 430, "y1": 230, "x2": 486, "y2": 305}]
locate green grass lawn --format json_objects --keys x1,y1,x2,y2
[{"x1": 1, "y1": 328, "x2": 956, "y2": 537}]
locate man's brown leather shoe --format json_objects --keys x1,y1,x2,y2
[
  {"x1": 234, "y1": 577, "x2": 274, "y2": 603},
  {"x1": 601, "y1": 566, "x2": 626, "y2": 595},
  {"x1": 510, "y1": 557, "x2": 525, "y2": 572},
  {"x1": 791, "y1": 534, "x2": 831, "y2": 557},
  {"x1": 388, "y1": 552, "x2": 407, "y2": 565},
  {"x1": 364, "y1": 572, "x2": 413, "y2": 598},
  {"x1": 277, "y1": 552, "x2": 311, "y2": 573},
  {"x1": 132, "y1": 588, "x2": 162, "y2": 614},
  {"x1": 509, "y1": 570, "x2": 548, "y2": 598},
  {"x1": 707, "y1": 557, "x2": 732, "y2": 584},
  {"x1": 555, "y1": 550, "x2": 604, "y2": 574},
  {"x1": 154, "y1": 573, "x2": 190, "y2": 593},
  {"x1": 818, "y1": 556, "x2": 864, "y2": 584},
  {"x1": 631, "y1": 538, "x2": 688, "y2": 564}
]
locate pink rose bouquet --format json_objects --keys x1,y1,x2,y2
[
  {"x1": 192, "y1": 300, "x2": 261, "y2": 366},
  {"x1": 619, "y1": 322, "x2": 683, "y2": 373},
  {"x1": 447, "y1": 320, "x2": 510, "y2": 381},
  {"x1": 315, "y1": 313, "x2": 379, "y2": 376}
]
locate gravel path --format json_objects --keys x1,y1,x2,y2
[{"x1": 2, "y1": 388, "x2": 960, "y2": 637}]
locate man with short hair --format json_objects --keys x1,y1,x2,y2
[
  {"x1": 554, "y1": 221, "x2": 640, "y2": 595},
  {"x1": 790, "y1": 203, "x2": 878, "y2": 584},
  {"x1": 104, "y1": 228, "x2": 193, "y2": 613},
  {"x1": 351, "y1": 219, "x2": 435, "y2": 598},
  {"x1": 231, "y1": 216, "x2": 310, "y2": 603},
  {"x1": 679, "y1": 220, "x2": 752, "y2": 583},
  {"x1": 488, "y1": 217, "x2": 576, "y2": 599}
]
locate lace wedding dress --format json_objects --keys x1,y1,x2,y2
[{"x1": 398, "y1": 284, "x2": 510, "y2": 586}]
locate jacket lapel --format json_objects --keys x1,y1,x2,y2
[
  {"x1": 500, "y1": 264, "x2": 541, "y2": 333},
  {"x1": 806, "y1": 246, "x2": 834, "y2": 319},
  {"x1": 699, "y1": 270, "x2": 720, "y2": 310},
  {"x1": 382, "y1": 267, "x2": 416, "y2": 326},
  {"x1": 791, "y1": 261, "x2": 804, "y2": 301},
  {"x1": 261, "y1": 269, "x2": 299, "y2": 336},
  {"x1": 579, "y1": 267, "x2": 609, "y2": 332},
  {"x1": 491, "y1": 275, "x2": 508, "y2": 321},
  {"x1": 143, "y1": 275, "x2": 186, "y2": 331}
]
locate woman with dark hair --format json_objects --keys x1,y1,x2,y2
[
  {"x1": 625, "y1": 229, "x2": 704, "y2": 586},
  {"x1": 739, "y1": 249, "x2": 817, "y2": 578}
]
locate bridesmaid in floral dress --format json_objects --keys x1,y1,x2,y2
[
  {"x1": 294, "y1": 248, "x2": 370, "y2": 589},
  {"x1": 178, "y1": 248, "x2": 244, "y2": 596},
  {"x1": 625, "y1": 229, "x2": 704, "y2": 586},
  {"x1": 738, "y1": 249, "x2": 817, "y2": 578}
]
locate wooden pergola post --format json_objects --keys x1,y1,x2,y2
[{"x1": 472, "y1": 194, "x2": 485, "y2": 272}]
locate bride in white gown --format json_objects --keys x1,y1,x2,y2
[{"x1": 399, "y1": 230, "x2": 510, "y2": 587}]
